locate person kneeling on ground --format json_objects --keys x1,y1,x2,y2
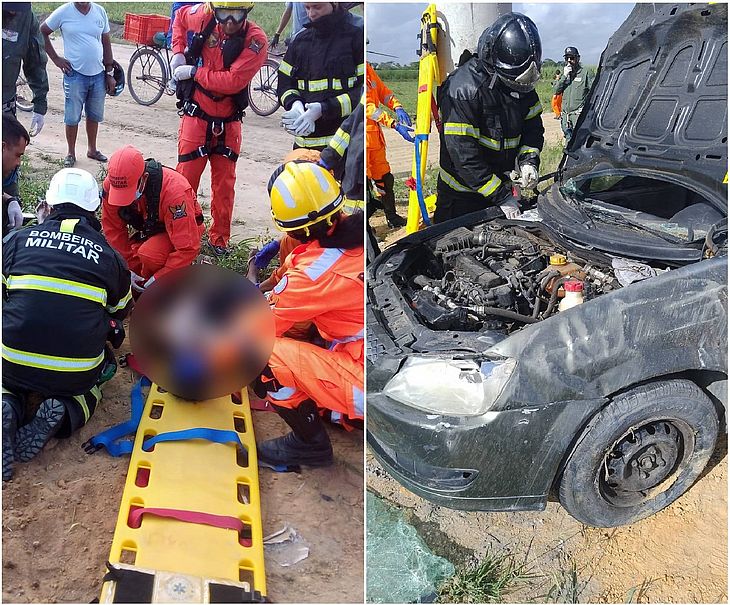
[
  {"x1": 2, "y1": 168, "x2": 132, "y2": 481},
  {"x1": 254, "y1": 162, "x2": 364, "y2": 468},
  {"x1": 101, "y1": 145, "x2": 205, "y2": 294}
]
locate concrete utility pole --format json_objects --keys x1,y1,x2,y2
[{"x1": 435, "y1": 3, "x2": 512, "y2": 77}]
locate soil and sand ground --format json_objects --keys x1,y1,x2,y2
[{"x1": 2, "y1": 39, "x2": 364, "y2": 604}]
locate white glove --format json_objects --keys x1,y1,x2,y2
[
  {"x1": 173, "y1": 64, "x2": 196, "y2": 81},
  {"x1": 144, "y1": 276, "x2": 156, "y2": 290},
  {"x1": 290, "y1": 102, "x2": 322, "y2": 137},
  {"x1": 563, "y1": 64, "x2": 573, "y2": 78},
  {"x1": 519, "y1": 164, "x2": 539, "y2": 189},
  {"x1": 130, "y1": 271, "x2": 147, "y2": 292},
  {"x1": 499, "y1": 198, "x2": 521, "y2": 219},
  {"x1": 281, "y1": 100, "x2": 305, "y2": 129},
  {"x1": 29, "y1": 112, "x2": 45, "y2": 137},
  {"x1": 170, "y1": 53, "x2": 187, "y2": 72},
  {"x1": 6, "y1": 198, "x2": 23, "y2": 230}
]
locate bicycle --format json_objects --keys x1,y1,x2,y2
[
  {"x1": 15, "y1": 75, "x2": 34, "y2": 112},
  {"x1": 126, "y1": 39, "x2": 284, "y2": 118},
  {"x1": 127, "y1": 42, "x2": 175, "y2": 106},
  {"x1": 247, "y1": 43, "x2": 285, "y2": 117}
]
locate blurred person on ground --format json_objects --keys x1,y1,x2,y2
[
  {"x1": 171, "y1": 1, "x2": 267, "y2": 257},
  {"x1": 553, "y1": 46, "x2": 593, "y2": 139},
  {"x1": 435, "y1": 13, "x2": 544, "y2": 223},
  {"x1": 101, "y1": 145, "x2": 205, "y2": 294},
  {"x1": 2, "y1": 113, "x2": 29, "y2": 237},
  {"x1": 41, "y1": 2, "x2": 117, "y2": 167},
  {"x1": 277, "y1": 3, "x2": 363, "y2": 151},
  {"x1": 253, "y1": 162, "x2": 364, "y2": 468},
  {"x1": 2, "y1": 168, "x2": 132, "y2": 482},
  {"x1": 2, "y1": 2, "x2": 48, "y2": 135}
]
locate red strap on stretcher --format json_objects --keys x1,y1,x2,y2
[{"x1": 128, "y1": 506, "x2": 252, "y2": 546}]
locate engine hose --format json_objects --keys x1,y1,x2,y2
[
  {"x1": 469, "y1": 306, "x2": 539, "y2": 324},
  {"x1": 532, "y1": 295, "x2": 542, "y2": 319},
  {"x1": 539, "y1": 269, "x2": 561, "y2": 291},
  {"x1": 543, "y1": 276, "x2": 571, "y2": 318}
]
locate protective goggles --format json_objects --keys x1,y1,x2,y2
[{"x1": 214, "y1": 8, "x2": 247, "y2": 23}]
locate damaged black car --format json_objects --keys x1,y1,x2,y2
[{"x1": 367, "y1": 3, "x2": 728, "y2": 527}]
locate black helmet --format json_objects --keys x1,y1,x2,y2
[
  {"x1": 107, "y1": 60, "x2": 125, "y2": 97},
  {"x1": 564, "y1": 46, "x2": 579, "y2": 58},
  {"x1": 477, "y1": 12, "x2": 542, "y2": 93}
]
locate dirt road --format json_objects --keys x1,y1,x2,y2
[
  {"x1": 15, "y1": 37, "x2": 288, "y2": 243},
  {"x1": 3, "y1": 39, "x2": 364, "y2": 604}
]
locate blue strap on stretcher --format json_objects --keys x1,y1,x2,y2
[
  {"x1": 141, "y1": 428, "x2": 245, "y2": 452},
  {"x1": 413, "y1": 134, "x2": 432, "y2": 226},
  {"x1": 83, "y1": 376, "x2": 151, "y2": 456},
  {"x1": 84, "y1": 378, "x2": 300, "y2": 473}
]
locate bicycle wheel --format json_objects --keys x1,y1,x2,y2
[
  {"x1": 15, "y1": 75, "x2": 34, "y2": 112},
  {"x1": 127, "y1": 47, "x2": 168, "y2": 106},
  {"x1": 248, "y1": 59, "x2": 280, "y2": 117}
]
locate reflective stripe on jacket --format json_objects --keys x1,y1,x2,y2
[{"x1": 2, "y1": 210, "x2": 132, "y2": 396}]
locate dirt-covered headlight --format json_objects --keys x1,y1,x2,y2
[{"x1": 382, "y1": 357, "x2": 516, "y2": 416}]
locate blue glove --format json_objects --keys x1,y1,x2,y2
[
  {"x1": 395, "y1": 107, "x2": 412, "y2": 127},
  {"x1": 254, "y1": 239, "x2": 281, "y2": 269},
  {"x1": 317, "y1": 157, "x2": 331, "y2": 170},
  {"x1": 394, "y1": 123, "x2": 415, "y2": 143}
]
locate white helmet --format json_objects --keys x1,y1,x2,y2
[{"x1": 46, "y1": 168, "x2": 100, "y2": 211}]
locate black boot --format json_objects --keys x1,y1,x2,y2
[
  {"x1": 258, "y1": 399, "x2": 333, "y2": 467},
  {"x1": 378, "y1": 173, "x2": 406, "y2": 228},
  {"x1": 2, "y1": 393, "x2": 22, "y2": 482},
  {"x1": 14, "y1": 398, "x2": 66, "y2": 463}
]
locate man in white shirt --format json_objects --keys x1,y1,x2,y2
[{"x1": 40, "y1": 2, "x2": 116, "y2": 168}]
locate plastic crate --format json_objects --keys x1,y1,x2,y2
[{"x1": 123, "y1": 13, "x2": 171, "y2": 45}]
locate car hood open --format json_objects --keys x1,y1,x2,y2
[{"x1": 562, "y1": 3, "x2": 728, "y2": 213}]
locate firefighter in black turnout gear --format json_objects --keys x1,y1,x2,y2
[
  {"x1": 434, "y1": 12, "x2": 545, "y2": 223},
  {"x1": 278, "y1": 3, "x2": 364, "y2": 151},
  {"x1": 2, "y1": 168, "x2": 132, "y2": 481}
]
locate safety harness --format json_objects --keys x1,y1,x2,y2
[
  {"x1": 176, "y1": 15, "x2": 251, "y2": 164},
  {"x1": 117, "y1": 160, "x2": 203, "y2": 239}
]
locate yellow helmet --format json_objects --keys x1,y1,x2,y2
[
  {"x1": 269, "y1": 162, "x2": 344, "y2": 233},
  {"x1": 210, "y1": 1, "x2": 254, "y2": 8}
]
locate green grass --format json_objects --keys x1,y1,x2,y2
[
  {"x1": 17, "y1": 154, "x2": 61, "y2": 213},
  {"x1": 31, "y1": 3, "x2": 297, "y2": 38},
  {"x1": 437, "y1": 550, "x2": 533, "y2": 603}
]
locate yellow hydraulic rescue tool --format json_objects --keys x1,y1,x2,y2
[
  {"x1": 406, "y1": 4, "x2": 443, "y2": 233},
  {"x1": 98, "y1": 380, "x2": 266, "y2": 603}
]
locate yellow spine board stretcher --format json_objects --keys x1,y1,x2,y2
[
  {"x1": 406, "y1": 3, "x2": 442, "y2": 234},
  {"x1": 100, "y1": 384, "x2": 266, "y2": 603}
]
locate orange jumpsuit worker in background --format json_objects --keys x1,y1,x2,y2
[
  {"x1": 101, "y1": 145, "x2": 205, "y2": 292},
  {"x1": 366, "y1": 63, "x2": 413, "y2": 228},
  {"x1": 171, "y1": 1, "x2": 268, "y2": 256},
  {"x1": 254, "y1": 162, "x2": 364, "y2": 469}
]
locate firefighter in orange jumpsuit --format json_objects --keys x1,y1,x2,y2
[
  {"x1": 254, "y1": 162, "x2": 364, "y2": 468},
  {"x1": 366, "y1": 62, "x2": 414, "y2": 228},
  {"x1": 101, "y1": 145, "x2": 205, "y2": 292},
  {"x1": 171, "y1": 1, "x2": 267, "y2": 256}
]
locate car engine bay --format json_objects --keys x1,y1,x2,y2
[{"x1": 402, "y1": 221, "x2": 670, "y2": 334}]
